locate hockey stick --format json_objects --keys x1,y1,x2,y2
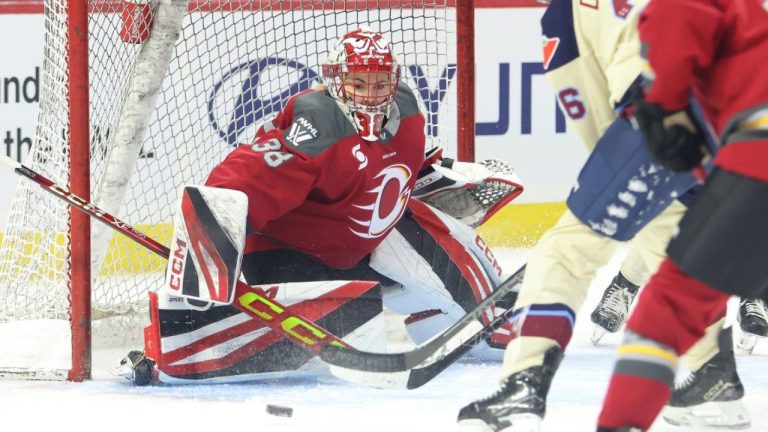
[
  {"x1": 319, "y1": 264, "x2": 525, "y2": 372},
  {"x1": 406, "y1": 265, "x2": 524, "y2": 389},
  {"x1": 1, "y1": 155, "x2": 520, "y2": 372}
]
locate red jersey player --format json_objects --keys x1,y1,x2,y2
[
  {"x1": 597, "y1": 0, "x2": 768, "y2": 430},
  {"x1": 119, "y1": 27, "x2": 524, "y2": 385},
  {"x1": 205, "y1": 29, "x2": 426, "y2": 270}
]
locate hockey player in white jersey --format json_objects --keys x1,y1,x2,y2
[{"x1": 456, "y1": 0, "x2": 747, "y2": 430}]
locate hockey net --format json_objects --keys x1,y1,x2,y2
[{"x1": 0, "y1": 0, "x2": 472, "y2": 379}]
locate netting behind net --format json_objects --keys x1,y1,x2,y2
[{"x1": 0, "y1": 1, "x2": 457, "y2": 331}]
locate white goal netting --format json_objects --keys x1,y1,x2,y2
[{"x1": 0, "y1": 0, "x2": 459, "y2": 376}]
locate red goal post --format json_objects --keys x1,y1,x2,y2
[{"x1": 0, "y1": 0, "x2": 475, "y2": 380}]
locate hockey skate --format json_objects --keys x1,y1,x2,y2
[
  {"x1": 457, "y1": 347, "x2": 563, "y2": 432},
  {"x1": 662, "y1": 327, "x2": 750, "y2": 430},
  {"x1": 589, "y1": 273, "x2": 639, "y2": 345},
  {"x1": 735, "y1": 298, "x2": 768, "y2": 355},
  {"x1": 113, "y1": 350, "x2": 157, "y2": 386}
]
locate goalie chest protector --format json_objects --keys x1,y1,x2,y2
[{"x1": 207, "y1": 83, "x2": 426, "y2": 269}]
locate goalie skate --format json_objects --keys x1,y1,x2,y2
[
  {"x1": 736, "y1": 298, "x2": 768, "y2": 355},
  {"x1": 113, "y1": 350, "x2": 157, "y2": 386}
]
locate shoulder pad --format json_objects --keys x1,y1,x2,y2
[
  {"x1": 394, "y1": 82, "x2": 421, "y2": 118},
  {"x1": 283, "y1": 91, "x2": 357, "y2": 157},
  {"x1": 540, "y1": 0, "x2": 580, "y2": 71}
]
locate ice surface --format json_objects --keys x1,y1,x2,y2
[{"x1": 1, "y1": 248, "x2": 766, "y2": 431}]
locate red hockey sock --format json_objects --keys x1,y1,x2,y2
[
  {"x1": 598, "y1": 373, "x2": 672, "y2": 430},
  {"x1": 598, "y1": 258, "x2": 731, "y2": 430}
]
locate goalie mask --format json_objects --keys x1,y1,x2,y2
[{"x1": 322, "y1": 28, "x2": 400, "y2": 141}]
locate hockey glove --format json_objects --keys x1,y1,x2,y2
[
  {"x1": 632, "y1": 93, "x2": 707, "y2": 172},
  {"x1": 413, "y1": 158, "x2": 523, "y2": 227}
]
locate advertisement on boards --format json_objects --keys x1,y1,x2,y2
[{"x1": 0, "y1": 15, "x2": 43, "y2": 223}]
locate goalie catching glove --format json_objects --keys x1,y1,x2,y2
[{"x1": 414, "y1": 149, "x2": 524, "y2": 227}]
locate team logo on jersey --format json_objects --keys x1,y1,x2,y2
[
  {"x1": 349, "y1": 164, "x2": 412, "y2": 239},
  {"x1": 286, "y1": 117, "x2": 318, "y2": 146},
  {"x1": 352, "y1": 144, "x2": 368, "y2": 170},
  {"x1": 542, "y1": 36, "x2": 560, "y2": 70}
]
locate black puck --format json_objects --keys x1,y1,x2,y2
[{"x1": 266, "y1": 404, "x2": 293, "y2": 417}]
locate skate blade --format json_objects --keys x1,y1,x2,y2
[
  {"x1": 736, "y1": 331, "x2": 762, "y2": 355},
  {"x1": 110, "y1": 361, "x2": 134, "y2": 381},
  {"x1": 457, "y1": 419, "x2": 495, "y2": 432},
  {"x1": 457, "y1": 414, "x2": 541, "y2": 432},
  {"x1": 591, "y1": 326, "x2": 608, "y2": 346},
  {"x1": 110, "y1": 353, "x2": 140, "y2": 382},
  {"x1": 663, "y1": 400, "x2": 751, "y2": 430},
  {"x1": 504, "y1": 413, "x2": 542, "y2": 432}
]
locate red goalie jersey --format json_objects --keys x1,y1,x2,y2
[
  {"x1": 639, "y1": 0, "x2": 768, "y2": 181},
  {"x1": 205, "y1": 83, "x2": 426, "y2": 269}
]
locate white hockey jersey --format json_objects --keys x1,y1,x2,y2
[{"x1": 541, "y1": 0, "x2": 648, "y2": 150}]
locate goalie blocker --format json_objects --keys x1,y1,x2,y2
[
  {"x1": 130, "y1": 183, "x2": 521, "y2": 385},
  {"x1": 163, "y1": 186, "x2": 247, "y2": 306}
]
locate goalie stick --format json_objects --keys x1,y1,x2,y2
[
  {"x1": 1, "y1": 155, "x2": 520, "y2": 373},
  {"x1": 404, "y1": 264, "x2": 525, "y2": 389},
  {"x1": 320, "y1": 264, "x2": 525, "y2": 372}
]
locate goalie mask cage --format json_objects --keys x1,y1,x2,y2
[{"x1": 0, "y1": 0, "x2": 475, "y2": 380}]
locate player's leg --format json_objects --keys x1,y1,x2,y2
[
  {"x1": 156, "y1": 250, "x2": 388, "y2": 384},
  {"x1": 598, "y1": 260, "x2": 731, "y2": 431},
  {"x1": 457, "y1": 114, "x2": 696, "y2": 431},
  {"x1": 590, "y1": 201, "x2": 686, "y2": 344},
  {"x1": 123, "y1": 249, "x2": 389, "y2": 385},
  {"x1": 580, "y1": 118, "x2": 694, "y2": 344},
  {"x1": 598, "y1": 168, "x2": 768, "y2": 430},
  {"x1": 457, "y1": 209, "x2": 620, "y2": 430},
  {"x1": 570, "y1": 115, "x2": 693, "y2": 347}
]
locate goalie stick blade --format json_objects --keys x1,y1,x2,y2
[
  {"x1": 320, "y1": 264, "x2": 525, "y2": 372},
  {"x1": 406, "y1": 342, "x2": 475, "y2": 389},
  {"x1": 406, "y1": 296, "x2": 518, "y2": 389}
]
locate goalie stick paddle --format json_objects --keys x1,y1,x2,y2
[{"x1": 1, "y1": 155, "x2": 521, "y2": 373}]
